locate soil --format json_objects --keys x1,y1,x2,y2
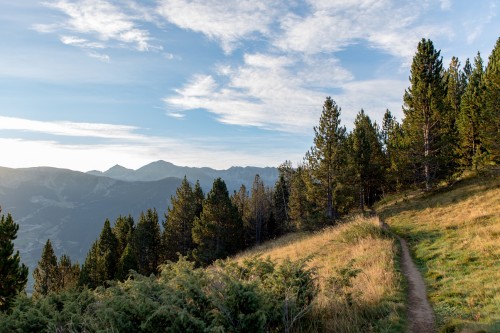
[{"x1": 380, "y1": 219, "x2": 436, "y2": 333}]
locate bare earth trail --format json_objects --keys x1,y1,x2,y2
[{"x1": 380, "y1": 218, "x2": 436, "y2": 333}]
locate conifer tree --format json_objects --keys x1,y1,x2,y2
[
  {"x1": 248, "y1": 174, "x2": 270, "y2": 246},
  {"x1": 162, "y1": 176, "x2": 197, "y2": 262},
  {"x1": 457, "y1": 52, "x2": 485, "y2": 169},
  {"x1": 350, "y1": 109, "x2": 385, "y2": 209},
  {"x1": 403, "y1": 38, "x2": 448, "y2": 189},
  {"x1": 80, "y1": 219, "x2": 119, "y2": 287},
  {"x1": 192, "y1": 178, "x2": 243, "y2": 265},
  {"x1": 0, "y1": 211, "x2": 28, "y2": 311},
  {"x1": 134, "y1": 209, "x2": 161, "y2": 276},
  {"x1": 381, "y1": 111, "x2": 408, "y2": 190},
  {"x1": 441, "y1": 56, "x2": 464, "y2": 172},
  {"x1": 272, "y1": 164, "x2": 291, "y2": 237},
  {"x1": 481, "y1": 37, "x2": 500, "y2": 163},
  {"x1": 57, "y1": 254, "x2": 80, "y2": 291},
  {"x1": 193, "y1": 180, "x2": 205, "y2": 217},
  {"x1": 97, "y1": 219, "x2": 118, "y2": 281},
  {"x1": 117, "y1": 243, "x2": 137, "y2": 280},
  {"x1": 33, "y1": 239, "x2": 59, "y2": 298},
  {"x1": 288, "y1": 165, "x2": 314, "y2": 230},
  {"x1": 307, "y1": 97, "x2": 347, "y2": 222},
  {"x1": 231, "y1": 184, "x2": 251, "y2": 246},
  {"x1": 79, "y1": 241, "x2": 101, "y2": 288},
  {"x1": 113, "y1": 215, "x2": 134, "y2": 256}
]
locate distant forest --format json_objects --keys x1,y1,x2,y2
[{"x1": 1, "y1": 37, "x2": 499, "y2": 331}]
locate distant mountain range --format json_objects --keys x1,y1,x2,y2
[
  {"x1": 87, "y1": 160, "x2": 278, "y2": 192},
  {"x1": 0, "y1": 161, "x2": 278, "y2": 291}
]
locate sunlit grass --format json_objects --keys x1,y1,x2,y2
[
  {"x1": 377, "y1": 170, "x2": 500, "y2": 332},
  {"x1": 234, "y1": 215, "x2": 406, "y2": 332}
]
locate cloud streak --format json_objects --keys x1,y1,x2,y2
[
  {"x1": 0, "y1": 117, "x2": 303, "y2": 171},
  {"x1": 35, "y1": 0, "x2": 155, "y2": 55}
]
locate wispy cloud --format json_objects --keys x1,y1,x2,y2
[
  {"x1": 0, "y1": 116, "x2": 140, "y2": 140},
  {"x1": 156, "y1": 0, "x2": 280, "y2": 54},
  {"x1": 35, "y1": 0, "x2": 156, "y2": 57},
  {"x1": 0, "y1": 117, "x2": 301, "y2": 171},
  {"x1": 160, "y1": 0, "x2": 457, "y2": 132}
]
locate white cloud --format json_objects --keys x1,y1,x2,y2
[
  {"x1": 0, "y1": 116, "x2": 140, "y2": 140},
  {"x1": 164, "y1": 53, "x2": 334, "y2": 133},
  {"x1": 87, "y1": 51, "x2": 111, "y2": 62},
  {"x1": 156, "y1": 0, "x2": 279, "y2": 53},
  {"x1": 37, "y1": 0, "x2": 154, "y2": 53},
  {"x1": 440, "y1": 0, "x2": 452, "y2": 10},
  {"x1": 0, "y1": 117, "x2": 299, "y2": 171}
]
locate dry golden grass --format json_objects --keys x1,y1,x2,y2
[
  {"x1": 377, "y1": 170, "x2": 500, "y2": 332},
  {"x1": 234, "y1": 215, "x2": 406, "y2": 332}
]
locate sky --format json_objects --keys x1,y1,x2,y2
[{"x1": 0, "y1": 0, "x2": 498, "y2": 172}]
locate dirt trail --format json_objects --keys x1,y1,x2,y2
[{"x1": 380, "y1": 219, "x2": 436, "y2": 333}]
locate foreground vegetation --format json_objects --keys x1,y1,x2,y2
[
  {"x1": 377, "y1": 170, "x2": 500, "y2": 332},
  {"x1": 0, "y1": 215, "x2": 404, "y2": 332}
]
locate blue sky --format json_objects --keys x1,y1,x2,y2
[{"x1": 0, "y1": 0, "x2": 498, "y2": 172}]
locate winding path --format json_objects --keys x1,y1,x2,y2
[{"x1": 380, "y1": 219, "x2": 436, "y2": 333}]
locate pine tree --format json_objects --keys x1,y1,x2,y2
[
  {"x1": 134, "y1": 208, "x2": 161, "y2": 276},
  {"x1": 79, "y1": 241, "x2": 101, "y2": 288},
  {"x1": 193, "y1": 180, "x2": 205, "y2": 218},
  {"x1": 162, "y1": 176, "x2": 197, "y2": 262},
  {"x1": 403, "y1": 38, "x2": 448, "y2": 189},
  {"x1": 382, "y1": 111, "x2": 408, "y2": 190},
  {"x1": 457, "y1": 52, "x2": 485, "y2": 169},
  {"x1": 350, "y1": 109, "x2": 385, "y2": 209},
  {"x1": 33, "y1": 239, "x2": 59, "y2": 298},
  {"x1": 307, "y1": 97, "x2": 347, "y2": 222},
  {"x1": 192, "y1": 178, "x2": 243, "y2": 265},
  {"x1": 113, "y1": 215, "x2": 134, "y2": 256},
  {"x1": 97, "y1": 219, "x2": 119, "y2": 281},
  {"x1": 248, "y1": 174, "x2": 270, "y2": 246},
  {"x1": 441, "y1": 56, "x2": 464, "y2": 173},
  {"x1": 57, "y1": 254, "x2": 80, "y2": 291},
  {"x1": 481, "y1": 37, "x2": 500, "y2": 163},
  {"x1": 231, "y1": 184, "x2": 251, "y2": 247},
  {"x1": 0, "y1": 212, "x2": 28, "y2": 311},
  {"x1": 117, "y1": 243, "x2": 137, "y2": 280},
  {"x1": 80, "y1": 219, "x2": 119, "y2": 287},
  {"x1": 288, "y1": 165, "x2": 314, "y2": 230},
  {"x1": 272, "y1": 163, "x2": 292, "y2": 237}
]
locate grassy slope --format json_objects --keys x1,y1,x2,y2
[
  {"x1": 233, "y1": 216, "x2": 406, "y2": 332},
  {"x1": 376, "y1": 171, "x2": 500, "y2": 332}
]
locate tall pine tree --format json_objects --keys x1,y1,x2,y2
[
  {"x1": 350, "y1": 109, "x2": 385, "y2": 209},
  {"x1": 192, "y1": 178, "x2": 243, "y2": 265},
  {"x1": 403, "y1": 38, "x2": 448, "y2": 189},
  {"x1": 307, "y1": 97, "x2": 347, "y2": 222},
  {"x1": 0, "y1": 212, "x2": 28, "y2": 311},
  {"x1": 457, "y1": 53, "x2": 485, "y2": 169},
  {"x1": 481, "y1": 37, "x2": 500, "y2": 163},
  {"x1": 33, "y1": 239, "x2": 59, "y2": 298},
  {"x1": 162, "y1": 176, "x2": 197, "y2": 262},
  {"x1": 134, "y1": 209, "x2": 161, "y2": 276}
]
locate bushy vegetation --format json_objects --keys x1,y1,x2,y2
[{"x1": 0, "y1": 256, "x2": 316, "y2": 333}]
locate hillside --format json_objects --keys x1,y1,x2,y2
[
  {"x1": 234, "y1": 215, "x2": 406, "y2": 332},
  {"x1": 376, "y1": 171, "x2": 500, "y2": 332}
]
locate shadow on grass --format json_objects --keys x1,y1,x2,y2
[{"x1": 377, "y1": 170, "x2": 500, "y2": 219}]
